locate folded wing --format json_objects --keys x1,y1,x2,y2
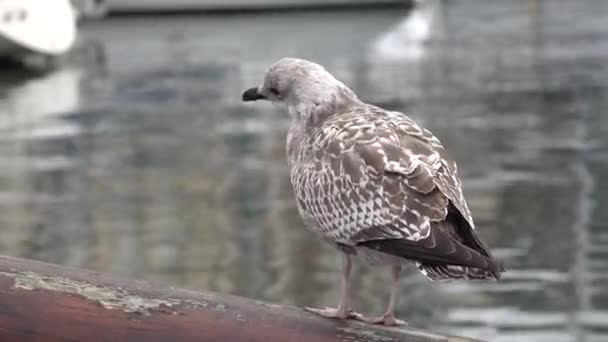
[{"x1": 322, "y1": 111, "x2": 504, "y2": 280}]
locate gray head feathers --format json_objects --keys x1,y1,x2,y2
[{"x1": 244, "y1": 58, "x2": 359, "y2": 125}]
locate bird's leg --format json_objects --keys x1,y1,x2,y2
[
  {"x1": 354, "y1": 264, "x2": 407, "y2": 326},
  {"x1": 305, "y1": 253, "x2": 357, "y2": 319}
]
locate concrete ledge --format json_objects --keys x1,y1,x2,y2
[{"x1": 0, "y1": 255, "x2": 480, "y2": 341}]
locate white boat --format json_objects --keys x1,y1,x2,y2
[
  {"x1": 0, "y1": 0, "x2": 76, "y2": 58},
  {"x1": 106, "y1": 0, "x2": 408, "y2": 12}
]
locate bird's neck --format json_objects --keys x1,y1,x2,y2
[{"x1": 288, "y1": 86, "x2": 360, "y2": 128}]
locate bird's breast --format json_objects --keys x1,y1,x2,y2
[{"x1": 288, "y1": 156, "x2": 389, "y2": 243}]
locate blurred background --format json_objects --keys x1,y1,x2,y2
[{"x1": 0, "y1": 0, "x2": 607, "y2": 341}]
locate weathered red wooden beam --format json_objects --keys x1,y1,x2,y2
[{"x1": 0, "y1": 255, "x2": 478, "y2": 342}]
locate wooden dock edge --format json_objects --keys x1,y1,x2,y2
[{"x1": 0, "y1": 255, "x2": 481, "y2": 342}]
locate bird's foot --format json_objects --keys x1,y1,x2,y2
[
  {"x1": 305, "y1": 306, "x2": 358, "y2": 320},
  {"x1": 353, "y1": 313, "x2": 407, "y2": 326}
]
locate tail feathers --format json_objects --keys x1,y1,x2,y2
[
  {"x1": 417, "y1": 261, "x2": 504, "y2": 282},
  {"x1": 356, "y1": 229, "x2": 504, "y2": 277}
]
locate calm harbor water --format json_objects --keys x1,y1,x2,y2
[{"x1": 0, "y1": 1, "x2": 607, "y2": 341}]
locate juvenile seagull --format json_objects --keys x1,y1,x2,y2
[{"x1": 242, "y1": 58, "x2": 504, "y2": 326}]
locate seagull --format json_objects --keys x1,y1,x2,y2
[{"x1": 242, "y1": 58, "x2": 504, "y2": 326}]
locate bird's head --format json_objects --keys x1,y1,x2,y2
[{"x1": 242, "y1": 58, "x2": 358, "y2": 125}]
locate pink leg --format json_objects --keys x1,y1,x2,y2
[
  {"x1": 305, "y1": 254, "x2": 357, "y2": 319},
  {"x1": 354, "y1": 264, "x2": 407, "y2": 326}
]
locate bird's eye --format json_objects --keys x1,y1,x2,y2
[{"x1": 270, "y1": 88, "x2": 280, "y2": 96}]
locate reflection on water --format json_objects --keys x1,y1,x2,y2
[{"x1": 1, "y1": 1, "x2": 607, "y2": 340}]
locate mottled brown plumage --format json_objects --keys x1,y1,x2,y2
[{"x1": 243, "y1": 58, "x2": 504, "y2": 325}]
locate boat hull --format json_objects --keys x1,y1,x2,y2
[{"x1": 0, "y1": 0, "x2": 76, "y2": 57}]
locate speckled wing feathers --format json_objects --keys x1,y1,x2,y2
[
  {"x1": 289, "y1": 103, "x2": 502, "y2": 280},
  {"x1": 291, "y1": 105, "x2": 450, "y2": 242}
]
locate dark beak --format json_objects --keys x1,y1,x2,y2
[{"x1": 242, "y1": 87, "x2": 266, "y2": 102}]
